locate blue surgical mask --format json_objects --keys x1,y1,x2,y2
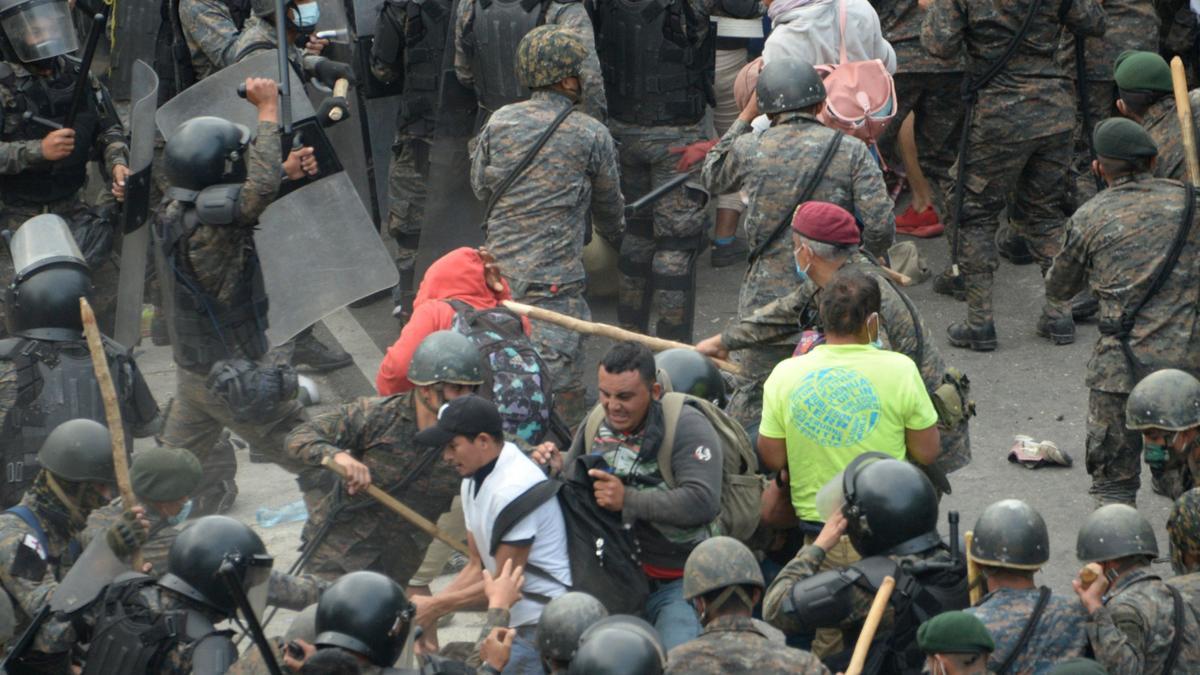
[
  {"x1": 167, "y1": 499, "x2": 193, "y2": 526},
  {"x1": 294, "y1": 2, "x2": 320, "y2": 28},
  {"x1": 793, "y1": 247, "x2": 810, "y2": 282}
]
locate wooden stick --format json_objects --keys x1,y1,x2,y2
[
  {"x1": 322, "y1": 456, "x2": 470, "y2": 556},
  {"x1": 501, "y1": 300, "x2": 743, "y2": 375},
  {"x1": 846, "y1": 575, "x2": 896, "y2": 675},
  {"x1": 80, "y1": 298, "x2": 143, "y2": 570},
  {"x1": 880, "y1": 265, "x2": 913, "y2": 287},
  {"x1": 965, "y1": 530, "x2": 982, "y2": 605},
  {"x1": 1171, "y1": 56, "x2": 1200, "y2": 188}
]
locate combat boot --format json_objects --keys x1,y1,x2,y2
[
  {"x1": 1071, "y1": 289, "x2": 1099, "y2": 321},
  {"x1": 947, "y1": 321, "x2": 997, "y2": 351},
  {"x1": 997, "y1": 234, "x2": 1034, "y2": 265},
  {"x1": 949, "y1": 272, "x2": 997, "y2": 350},
  {"x1": 932, "y1": 269, "x2": 966, "y2": 300},
  {"x1": 1036, "y1": 312, "x2": 1075, "y2": 345},
  {"x1": 294, "y1": 329, "x2": 354, "y2": 372}
]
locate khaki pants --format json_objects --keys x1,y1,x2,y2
[
  {"x1": 410, "y1": 496, "x2": 467, "y2": 586},
  {"x1": 803, "y1": 533, "x2": 861, "y2": 658}
]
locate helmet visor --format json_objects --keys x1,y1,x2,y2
[
  {"x1": 240, "y1": 553, "x2": 274, "y2": 622},
  {"x1": 1, "y1": 0, "x2": 79, "y2": 63},
  {"x1": 8, "y1": 214, "x2": 86, "y2": 280}
]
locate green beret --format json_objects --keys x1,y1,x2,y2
[
  {"x1": 916, "y1": 611, "x2": 995, "y2": 654},
  {"x1": 1113, "y1": 50, "x2": 1173, "y2": 93},
  {"x1": 130, "y1": 446, "x2": 202, "y2": 503},
  {"x1": 1048, "y1": 658, "x2": 1109, "y2": 675},
  {"x1": 1093, "y1": 117, "x2": 1158, "y2": 161}
]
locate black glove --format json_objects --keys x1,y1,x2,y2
[
  {"x1": 106, "y1": 510, "x2": 147, "y2": 560},
  {"x1": 313, "y1": 58, "x2": 357, "y2": 88}
]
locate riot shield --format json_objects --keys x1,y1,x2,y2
[
  {"x1": 113, "y1": 60, "x2": 159, "y2": 348},
  {"x1": 50, "y1": 535, "x2": 129, "y2": 613},
  {"x1": 107, "y1": 0, "x2": 162, "y2": 100}
]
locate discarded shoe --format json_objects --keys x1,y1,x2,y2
[
  {"x1": 897, "y1": 221, "x2": 944, "y2": 238},
  {"x1": 895, "y1": 205, "x2": 939, "y2": 228},
  {"x1": 1008, "y1": 435, "x2": 1073, "y2": 468}
]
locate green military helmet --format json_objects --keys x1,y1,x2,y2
[
  {"x1": 536, "y1": 592, "x2": 609, "y2": 664},
  {"x1": 756, "y1": 57, "x2": 826, "y2": 114},
  {"x1": 1168, "y1": 489, "x2": 1200, "y2": 574},
  {"x1": 515, "y1": 25, "x2": 587, "y2": 89},
  {"x1": 569, "y1": 615, "x2": 666, "y2": 675},
  {"x1": 1076, "y1": 504, "x2": 1158, "y2": 563},
  {"x1": 37, "y1": 419, "x2": 115, "y2": 484},
  {"x1": 316, "y1": 571, "x2": 414, "y2": 667},
  {"x1": 407, "y1": 330, "x2": 484, "y2": 386},
  {"x1": 655, "y1": 348, "x2": 727, "y2": 408},
  {"x1": 682, "y1": 536, "x2": 764, "y2": 607},
  {"x1": 160, "y1": 516, "x2": 273, "y2": 618},
  {"x1": 970, "y1": 499, "x2": 1050, "y2": 570},
  {"x1": 131, "y1": 446, "x2": 203, "y2": 503},
  {"x1": 164, "y1": 117, "x2": 252, "y2": 191},
  {"x1": 1126, "y1": 369, "x2": 1200, "y2": 432},
  {"x1": 843, "y1": 453, "x2": 940, "y2": 557}
]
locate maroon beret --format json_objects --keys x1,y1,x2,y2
[{"x1": 790, "y1": 201, "x2": 860, "y2": 246}]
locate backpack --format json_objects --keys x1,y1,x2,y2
[
  {"x1": 582, "y1": 392, "x2": 763, "y2": 542},
  {"x1": 447, "y1": 299, "x2": 554, "y2": 445},
  {"x1": 490, "y1": 456, "x2": 650, "y2": 616},
  {"x1": 815, "y1": 0, "x2": 897, "y2": 146}
]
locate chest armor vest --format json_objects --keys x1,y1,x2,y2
[
  {"x1": 389, "y1": 0, "x2": 460, "y2": 136},
  {"x1": 468, "y1": 0, "x2": 546, "y2": 111},
  {"x1": 160, "y1": 203, "x2": 269, "y2": 372},
  {"x1": 1, "y1": 61, "x2": 98, "y2": 204},
  {"x1": 595, "y1": 0, "x2": 711, "y2": 126}
]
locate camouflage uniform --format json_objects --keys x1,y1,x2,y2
[
  {"x1": 921, "y1": 0, "x2": 1105, "y2": 333},
  {"x1": 178, "y1": 0, "x2": 249, "y2": 81},
  {"x1": 966, "y1": 586, "x2": 1088, "y2": 672},
  {"x1": 718, "y1": 253, "x2": 972, "y2": 472},
  {"x1": 1044, "y1": 174, "x2": 1200, "y2": 505},
  {"x1": 285, "y1": 392, "x2": 461, "y2": 583},
  {"x1": 665, "y1": 614, "x2": 830, "y2": 674},
  {"x1": 701, "y1": 115, "x2": 895, "y2": 427},
  {"x1": 1139, "y1": 89, "x2": 1200, "y2": 182},
  {"x1": 471, "y1": 90, "x2": 624, "y2": 425},
  {"x1": 0, "y1": 60, "x2": 127, "y2": 336},
  {"x1": 1169, "y1": 488, "x2": 1200, "y2": 573},
  {"x1": 1087, "y1": 568, "x2": 1200, "y2": 674}
]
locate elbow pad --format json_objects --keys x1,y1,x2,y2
[{"x1": 780, "y1": 567, "x2": 860, "y2": 632}]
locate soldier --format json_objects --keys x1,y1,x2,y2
[
  {"x1": 915, "y1": 611, "x2": 994, "y2": 675},
  {"x1": 700, "y1": 58, "x2": 895, "y2": 427},
  {"x1": 763, "y1": 456, "x2": 968, "y2": 668},
  {"x1": 176, "y1": 0, "x2": 329, "y2": 85},
  {"x1": 1073, "y1": 504, "x2": 1200, "y2": 673},
  {"x1": 1112, "y1": 50, "x2": 1200, "y2": 183},
  {"x1": 1125, "y1": 368, "x2": 1200, "y2": 498},
  {"x1": 285, "y1": 331, "x2": 470, "y2": 584},
  {"x1": 570, "y1": 616, "x2": 668, "y2": 675},
  {"x1": 536, "y1": 592, "x2": 608, "y2": 673},
  {"x1": 0, "y1": 214, "x2": 159, "y2": 509},
  {"x1": 1045, "y1": 118, "x2": 1200, "y2": 506},
  {"x1": 966, "y1": 499, "x2": 1088, "y2": 671},
  {"x1": 696, "y1": 201, "x2": 973, "y2": 474},
  {"x1": 155, "y1": 81, "x2": 325, "y2": 516},
  {"x1": 0, "y1": 420, "x2": 147, "y2": 669},
  {"x1": 667, "y1": 536, "x2": 829, "y2": 674},
  {"x1": 471, "y1": 25, "x2": 623, "y2": 425},
  {"x1": 921, "y1": 0, "x2": 1105, "y2": 351},
  {"x1": 453, "y1": 0, "x2": 605, "y2": 124},
  {"x1": 595, "y1": 0, "x2": 726, "y2": 343},
  {"x1": 0, "y1": 0, "x2": 130, "y2": 337},
  {"x1": 298, "y1": 571, "x2": 416, "y2": 672},
  {"x1": 1167, "y1": 488, "x2": 1200, "y2": 574}
]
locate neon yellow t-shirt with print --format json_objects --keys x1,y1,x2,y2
[{"x1": 760, "y1": 343, "x2": 939, "y2": 522}]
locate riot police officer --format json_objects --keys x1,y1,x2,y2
[
  {"x1": 763, "y1": 454, "x2": 968, "y2": 671},
  {"x1": 0, "y1": 0, "x2": 129, "y2": 337},
  {"x1": 536, "y1": 592, "x2": 608, "y2": 673},
  {"x1": 309, "y1": 571, "x2": 414, "y2": 669},
  {"x1": 1126, "y1": 368, "x2": 1200, "y2": 498},
  {"x1": 569, "y1": 615, "x2": 667, "y2": 675},
  {"x1": 0, "y1": 214, "x2": 159, "y2": 509},
  {"x1": 966, "y1": 500, "x2": 1087, "y2": 672},
  {"x1": 654, "y1": 348, "x2": 727, "y2": 408}
]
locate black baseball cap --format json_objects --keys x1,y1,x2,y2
[{"x1": 414, "y1": 395, "x2": 504, "y2": 448}]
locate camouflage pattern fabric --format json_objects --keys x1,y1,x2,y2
[
  {"x1": 384, "y1": 136, "x2": 430, "y2": 276},
  {"x1": 1088, "y1": 568, "x2": 1200, "y2": 674},
  {"x1": 1067, "y1": 80, "x2": 1118, "y2": 207},
  {"x1": 179, "y1": 0, "x2": 246, "y2": 81},
  {"x1": 508, "y1": 279, "x2": 590, "y2": 427},
  {"x1": 1168, "y1": 488, "x2": 1200, "y2": 574},
  {"x1": 874, "y1": 0, "x2": 963, "y2": 74},
  {"x1": 665, "y1": 615, "x2": 831, "y2": 674},
  {"x1": 724, "y1": 344, "x2": 794, "y2": 429},
  {"x1": 1085, "y1": 389, "x2": 1144, "y2": 505},
  {"x1": 285, "y1": 392, "x2": 461, "y2": 582},
  {"x1": 966, "y1": 586, "x2": 1088, "y2": 672},
  {"x1": 1139, "y1": 89, "x2": 1200, "y2": 183},
  {"x1": 611, "y1": 118, "x2": 712, "y2": 342},
  {"x1": 878, "y1": 73, "x2": 964, "y2": 225},
  {"x1": 517, "y1": 24, "x2": 590, "y2": 88}
]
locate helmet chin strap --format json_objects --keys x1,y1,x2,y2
[{"x1": 45, "y1": 472, "x2": 86, "y2": 526}]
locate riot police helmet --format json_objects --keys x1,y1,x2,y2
[
  {"x1": 756, "y1": 58, "x2": 826, "y2": 114},
  {"x1": 160, "y1": 516, "x2": 274, "y2": 619},
  {"x1": 407, "y1": 330, "x2": 484, "y2": 386},
  {"x1": 163, "y1": 117, "x2": 252, "y2": 192},
  {"x1": 1076, "y1": 504, "x2": 1158, "y2": 563},
  {"x1": 568, "y1": 615, "x2": 666, "y2": 675},
  {"x1": 1126, "y1": 369, "x2": 1200, "y2": 432},
  {"x1": 655, "y1": 348, "x2": 727, "y2": 408},
  {"x1": 5, "y1": 214, "x2": 92, "y2": 339},
  {"x1": 537, "y1": 592, "x2": 608, "y2": 664},
  {"x1": 0, "y1": 0, "x2": 79, "y2": 63},
  {"x1": 515, "y1": 25, "x2": 587, "y2": 89},
  {"x1": 970, "y1": 499, "x2": 1050, "y2": 570},
  {"x1": 842, "y1": 453, "x2": 940, "y2": 557},
  {"x1": 315, "y1": 571, "x2": 414, "y2": 667},
  {"x1": 37, "y1": 419, "x2": 115, "y2": 484}
]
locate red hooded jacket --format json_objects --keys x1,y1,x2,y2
[{"x1": 376, "y1": 248, "x2": 530, "y2": 394}]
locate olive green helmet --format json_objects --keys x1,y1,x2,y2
[
  {"x1": 516, "y1": 25, "x2": 587, "y2": 89},
  {"x1": 682, "y1": 536, "x2": 764, "y2": 608},
  {"x1": 1076, "y1": 504, "x2": 1158, "y2": 563},
  {"x1": 407, "y1": 330, "x2": 484, "y2": 386},
  {"x1": 1126, "y1": 369, "x2": 1200, "y2": 432},
  {"x1": 537, "y1": 592, "x2": 608, "y2": 663},
  {"x1": 970, "y1": 499, "x2": 1049, "y2": 570},
  {"x1": 38, "y1": 419, "x2": 115, "y2": 483}
]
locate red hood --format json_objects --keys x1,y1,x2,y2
[{"x1": 412, "y1": 247, "x2": 513, "y2": 310}]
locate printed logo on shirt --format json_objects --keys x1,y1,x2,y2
[
  {"x1": 788, "y1": 367, "x2": 880, "y2": 447},
  {"x1": 693, "y1": 446, "x2": 712, "y2": 462}
]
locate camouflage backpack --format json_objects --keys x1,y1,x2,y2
[{"x1": 447, "y1": 300, "x2": 554, "y2": 444}]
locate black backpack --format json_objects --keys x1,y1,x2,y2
[{"x1": 490, "y1": 455, "x2": 649, "y2": 616}]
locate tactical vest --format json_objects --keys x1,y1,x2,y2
[
  {"x1": 384, "y1": 0, "x2": 461, "y2": 137},
  {"x1": 595, "y1": 0, "x2": 712, "y2": 126},
  {"x1": 0, "y1": 59, "x2": 98, "y2": 205},
  {"x1": 160, "y1": 200, "x2": 270, "y2": 373},
  {"x1": 0, "y1": 338, "x2": 113, "y2": 509},
  {"x1": 467, "y1": 0, "x2": 548, "y2": 111}
]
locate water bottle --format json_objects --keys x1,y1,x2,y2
[{"x1": 256, "y1": 499, "x2": 308, "y2": 527}]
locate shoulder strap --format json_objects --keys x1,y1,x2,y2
[
  {"x1": 965, "y1": 0, "x2": 1045, "y2": 95},
  {"x1": 994, "y1": 586, "x2": 1051, "y2": 675},
  {"x1": 482, "y1": 104, "x2": 575, "y2": 225},
  {"x1": 6, "y1": 506, "x2": 49, "y2": 558},
  {"x1": 581, "y1": 404, "x2": 607, "y2": 456},
  {"x1": 837, "y1": 0, "x2": 848, "y2": 64},
  {"x1": 489, "y1": 480, "x2": 562, "y2": 556},
  {"x1": 1164, "y1": 583, "x2": 1185, "y2": 674},
  {"x1": 1118, "y1": 184, "x2": 1195, "y2": 341},
  {"x1": 748, "y1": 131, "x2": 843, "y2": 265},
  {"x1": 655, "y1": 394, "x2": 688, "y2": 488}
]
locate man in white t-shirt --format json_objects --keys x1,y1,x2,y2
[{"x1": 411, "y1": 395, "x2": 571, "y2": 674}]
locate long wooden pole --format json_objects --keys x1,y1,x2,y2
[
  {"x1": 846, "y1": 575, "x2": 896, "y2": 675},
  {"x1": 322, "y1": 456, "x2": 470, "y2": 555},
  {"x1": 501, "y1": 300, "x2": 743, "y2": 375},
  {"x1": 1171, "y1": 56, "x2": 1200, "y2": 188},
  {"x1": 965, "y1": 530, "x2": 982, "y2": 605},
  {"x1": 80, "y1": 298, "x2": 143, "y2": 570}
]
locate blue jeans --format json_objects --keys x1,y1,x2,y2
[
  {"x1": 644, "y1": 578, "x2": 702, "y2": 651},
  {"x1": 501, "y1": 625, "x2": 542, "y2": 675}
]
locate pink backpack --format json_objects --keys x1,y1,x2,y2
[{"x1": 816, "y1": 0, "x2": 897, "y2": 145}]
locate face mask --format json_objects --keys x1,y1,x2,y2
[
  {"x1": 793, "y1": 247, "x2": 810, "y2": 282},
  {"x1": 167, "y1": 499, "x2": 194, "y2": 526},
  {"x1": 294, "y1": 2, "x2": 320, "y2": 27},
  {"x1": 868, "y1": 313, "x2": 883, "y2": 349}
]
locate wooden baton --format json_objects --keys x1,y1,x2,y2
[
  {"x1": 1171, "y1": 57, "x2": 1200, "y2": 188},
  {"x1": 327, "y1": 78, "x2": 350, "y2": 122},
  {"x1": 846, "y1": 575, "x2": 896, "y2": 675},
  {"x1": 321, "y1": 456, "x2": 470, "y2": 556},
  {"x1": 965, "y1": 530, "x2": 982, "y2": 605}
]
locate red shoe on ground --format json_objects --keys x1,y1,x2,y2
[
  {"x1": 899, "y1": 221, "x2": 945, "y2": 238},
  {"x1": 895, "y1": 205, "x2": 939, "y2": 228}
]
